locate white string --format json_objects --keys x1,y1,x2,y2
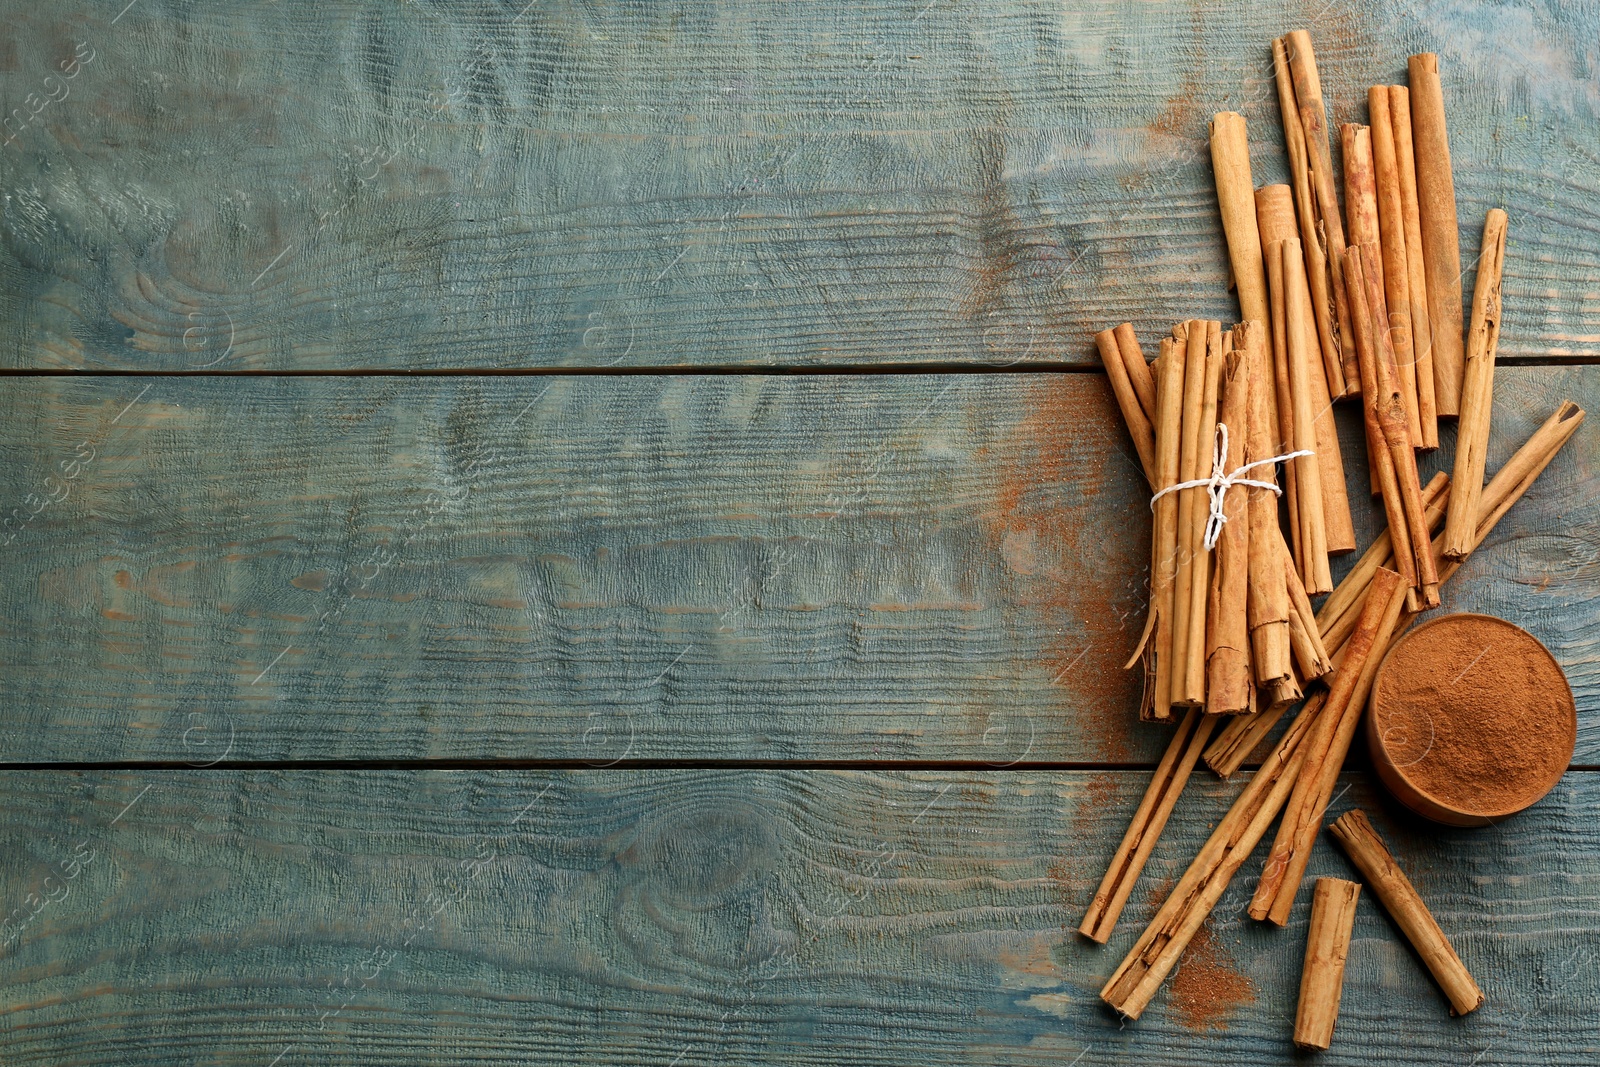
[{"x1": 1149, "y1": 423, "x2": 1313, "y2": 551}]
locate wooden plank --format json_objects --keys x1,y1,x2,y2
[
  {"x1": 3, "y1": 768, "x2": 1599, "y2": 1064},
  {"x1": 1, "y1": 0, "x2": 1596, "y2": 369},
  {"x1": 1, "y1": 368, "x2": 1593, "y2": 764}
]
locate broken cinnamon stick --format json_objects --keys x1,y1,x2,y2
[
  {"x1": 1390, "y1": 85, "x2": 1440, "y2": 448},
  {"x1": 1097, "y1": 327, "x2": 1158, "y2": 487},
  {"x1": 1295, "y1": 877, "x2": 1362, "y2": 1050},
  {"x1": 1443, "y1": 209, "x2": 1509, "y2": 560},
  {"x1": 1369, "y1": 87, "x2": 1424, "y2": 446},
  {"x1": 1079, "y1": 709, "x2": 1219, "y2": 943},
  {"x1": 1210, "y1": 113, "x2": 1269, "y2": 326},
  {"x1": 1409, "y1": 54, "x2": 1465, "y2": 416},
  {"x1": 1329, "y1": 809, "x2": 1484, "y2": 1015},
  {"x1": 1249, "y1": 567, "x2": 1407, "y2": 925}
]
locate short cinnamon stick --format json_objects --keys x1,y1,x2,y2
[
  {"x1": 1390, "y1": 85, "x2": 1440, "y2": 448},
  {"x1": 1097, "y1": 327, "x2": 1158, "y2": 487},
  {"x1": 1079, "y1": 709, "x2": 1219, "y2": 943},
  {"x1": 1369, "y1": 87, "x2": 1424, "y2": 447},
  {"x1": 1295, "y1": 877, "x2": 1362, "y2": 1050},
  {"x1": 1329, "y1": 809, "x2": 1484, "y2": 1015},
  {"x1": 1210, "y1": 113, "x2": 1269, "y2": 326},
  {"x1": 1443, "y1": 209, "x2": 1509, "y2": 560},
  {"x1": 1249, "y1": 567, "x2": 1407, "y2": 925},
  {"x1": 1409, "y1": 54, "x2": 1465, "y2": 416},
  {"x1": 1204, "y1": 688, "x2": 1323, "y2": 780}
]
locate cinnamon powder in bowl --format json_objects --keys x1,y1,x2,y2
[{"x1": 1366, "y1": 613, "x2": 1575, "y2": 827}]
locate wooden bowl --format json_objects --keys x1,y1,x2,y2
[{"x1": 1366, "y1": 613, "x2": 1575, "y2": 827}]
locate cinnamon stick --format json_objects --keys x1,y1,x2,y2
[
  {"x1": 1115, "y1": 323, "x2": 1157, "y2": 426},
  {"x1": 1284, "y1": 236, "x2": 1332, "y2": 593},
  {"x1": 1369, "y1": 87, "x2": 1424, "y2": 447},
  {"x1": 1390, "y1": 85, "x2": 1440, "y2": 448},
  {"x1": 1295, "y1": 877, "x2": 1362, "y2": 1050},
  {"x1": 1358, "y1": 241, "x2": 1441, "y2": 608},
  {"x1": 1139, "y1": 334, "x2": 1188, "y2": 721},
  {"x1": 1241, "y1": 321, "x2": 1291, "y2": 686},
  {"x1": 1210, "y1": 113, "x2": 1269, "y2": 326},
  {"x1": 1249, "y1": 567, "x2": 1407, "y2": 925},
  {"x1": 1281, "y1": 31, "x2": 1357, "y2": 395},
  {"x1": 1265, "y1": 239, "x2": 1302, "y2": 573},
  {"x1": 1180, "y1": 329, "x2": 1225, "y2": 705},
  {"x1": 1257, "y1": 184, "x2": 1355, "y2": 553},
  {"x1": 1443, "y1": 209, "x2": 1509, "y2": 560},
  {"x1": 1169, "y1": 322, "x2": 1210, "y2": 709},
  {"x1": 1079, "y1": 709, "x2": 1219, "y2": 943},
  {"x1": 1345, "y1": 246, "x2": 1417, "y2": 594},
  {"x1": 1207, "y1": 347, "x2": 1253, "y2": 714},
  {"x1": 1329, "y1": 809, "x2": 1485, "y2": 1015},
  {"x1": 1097, "y1": 327, "x2": 1158, "y2": 487},
  {"x1": 1343, "y1": 123, "x2": 1386, "y2": 497},
  {"x1": 1204, "y1": 688, "x2": 1322, "y2": 780},
  {"x1": 1101, "y1": 693, "x2": 1326, "y2": 1019},
  {"x1": 1284, "y1": 541, "x2": 1334, "y2": 680},
  {"x1": 1409, "y1": 54, "x2": 1465, "y2": 416}
]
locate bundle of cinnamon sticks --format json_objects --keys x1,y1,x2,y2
[{"x1": 1083, "y1": 28, "x2": 1586, "y2": 1049}]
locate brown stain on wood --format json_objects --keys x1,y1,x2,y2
[
  {"x1": 1168, "y1": 918, "x2": 1256, "y2": 1032},
  {"x1": 981, "y1": 377, "x2": 1146, "y2": 759}
]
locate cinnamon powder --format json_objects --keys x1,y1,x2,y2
[{"x1": 1370, "y1": 614, "x2": 1574, "y2": 817}]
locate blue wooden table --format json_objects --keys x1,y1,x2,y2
[{"x1": 2, "y1": 1, "x2": 1597, "y2": 1063}]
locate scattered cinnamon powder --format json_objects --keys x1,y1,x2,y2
[
  {"x1": 1168, "y1": 918, "x2": 1256, "y2": 1032},
  {"x1": 1370, "y1": 614, "x2": 1575, "y2": 818}
]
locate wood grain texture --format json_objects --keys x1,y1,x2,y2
[
  {"x1": 1, "y1": 368, "x2": 1593, "y2": 764},
  {"x1": 3, "y1": 768, "x2": 1600, "y2": 1065},
  {"x1": 0, "y1": 0, "x2": 1596, "y2": 370}
]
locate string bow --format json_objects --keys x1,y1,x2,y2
[{"x1": 1149, "y1": 422, "x2": 1312, "y2": 551}]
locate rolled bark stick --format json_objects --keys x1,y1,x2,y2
[
  {"x1": 1265, "y1": 240, "x2": 1302, "y2": 573},
  {"x1": 1345, "y1": 246, "x2": 1418, "y2": 594},
  {"x1": 1460, "y1": 400, "x2": 1584, "y2": 561},
  {"x1": 1257, "y1": 183, "x2": 1356, "y2": 553},
  {"x1": 1443, "y1": 209, "x2": 1510, "y2": 560},
  {"x1": 1409, "y1": 53, "x2": 1465, "y2": 416},
  {"x1": 1369, "y1": 87, "x2": 1424, "y2": 447},
  {"x1": 1329, "y1": 809, "x2": 1484, "y2": 1015},
  {"x1": 1204, "y1": 688, "x2": 1323, "y2": 780},
  {"x1": 1140, "y1": 335, "x2": 1189, "y2": 721},
  {"x1": 1181, "y1": 327, "x2": 1225, "y2": 705},
  {"x1": 1207, "y1": 347, "x2": 1253, "y2": 714},
  {"x1": 1284, "y1": 236, "x2": 1333, "y2": 593},
  {"x1": 1114, "y1": 323, "x2": 1157, "y2": 426},
  {"x1": 1097, "y1": 327, "x2": 1158, "y2": 487},
  {"x1": 1169, "y1": 322, "x2": 1210, "y2": 709},
  {"x1": 1210, "y1": 113, "x2": 1270, "y2": 326},
  {"x1": 1284, "y1": 542, "x2": 1334, "y2": 680},
  {"x1": 1358, "y1": 241, "x2": 1441, "y2": 608},
  {"x1": 1242, "y1": 321, "x2": 1292, "y2": 686},
  {"x1": 1102, "y1": 694, "x2": 1326, "y2": 1019},
  {"x1": 1390, "y1": 85, "x2": 1440, "y2": 449},
  {"x1": 1272, "y1": 37, "x2": 1347, "y2": 400},
  {"x1": 1079, "y1": 709, "x2": 1219, "y2": 943},
  {"x1": 1282, "y1": 31, "x2": 1357, "y2": 394},
  {"x1": 1295, "y1": 877, "x2": 1362, "y2": 1050},
  {"x1": 1249, "y1": 567, "x2": 1407, "y2": 925},
  {"x1": 1343, "y1": 123, "x2": 1386, "y2": 496},
  {"x1": 1316, "y1": 472, "x2": 1449, "y2": 652}
]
